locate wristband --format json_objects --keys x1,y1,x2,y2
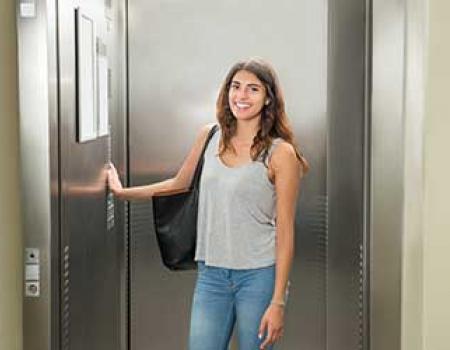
[{"x1": 270, "y1": 300, "x2": 285, "y2": 308}]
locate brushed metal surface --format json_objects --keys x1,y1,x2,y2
[
  {"x1": 16, "y1": 0, "x2": 409, "y2": 348},
  {"x1": 58, "y1": 0, "x2": 127, "y2": 349},
  {"x1": 106, "y1": 2, "x2": 130, "y2": 349},
  {"x1": 18, "y1": 0, "x2": 128, "y2": 349},
  {"x1": 327, "y1": 1, "x2": 369, "y2": 350},
  {"x1": 371, "y1": 1, "x2": 405, "y2": 349},
  {"x1": 17, "y1": 0, "x2": 58, "y2": 349},
  {"x1": 128, "y1": 0, "x2": 328, "y2": 349}
]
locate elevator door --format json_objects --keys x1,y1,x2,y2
[
  {"x1": 128, "y1": 1, "x2": 328, "y2": 349},
  {"x1": 58, "y1": 0, "x2": 126, "y2": 349}
]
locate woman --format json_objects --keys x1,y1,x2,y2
[{"x1": 108, "y1": 58, "x2": 309, "y2": 350}]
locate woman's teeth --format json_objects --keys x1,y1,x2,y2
[{"x1": 236, "y1": 102, "x2": 251, "y2": 109}]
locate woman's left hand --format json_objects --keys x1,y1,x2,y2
[
  {"x1": 258, "y1": 304, "x2": 285, "y2": 349},
  {"x1": 107, "y1": 162, "x2": 124, "y2": 196}
]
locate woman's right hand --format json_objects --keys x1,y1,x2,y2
[{"x1": 107, "y1": 162, "x2": 123, "y2": 197}]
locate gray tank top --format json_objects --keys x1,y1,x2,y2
[{"x1": 195, "y1": 127, "x2": 282, "y2": 269}]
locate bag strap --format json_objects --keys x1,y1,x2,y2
[{"x1": 190, "y1": 124, "x2": 219, "y2": 190}]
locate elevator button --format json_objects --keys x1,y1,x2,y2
[
  {"x1": 25, "y1": 264, "x2": 40, "y2": 280},
  {"x1": 25, "y1": 282, "x2": 40, "y2": 297}
]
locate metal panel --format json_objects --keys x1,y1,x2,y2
[
  {"x1": 106, "y1": 1, "x2": 130, "y2": 349},
  {"x1": 58, "y1": 0, "x2": 127, "y2": 349},
  {"x1": 18, "y1": 0, "x2": 128, "y2": 349},
  {"x1": 371, "y1": 1, "x2": 405, "y2": 349},
  {"x1": 17, "y1": 0, "x2": 59, "y2": 349},
  {"x1": 128, "y1": 0, "x2": 328, "y2": 349},
  {"x1": 327, "y1": 1, "x2": 370, "y2": 350}
]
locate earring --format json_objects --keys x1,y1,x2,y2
[{"x1": 265, "y1": 100, "x2": 270, "y2": 106}]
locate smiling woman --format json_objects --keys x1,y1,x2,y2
[
  {"x1": 229, "y1": 70, "x2": 267, "y2": 120},
  {"x1": 191, "y1": 58, "x2": 308, "y2": 350},
  {"x1": 216, "y1": 59, "x2": 309, "y2": 172},
  {"x1": 125, "y1": 1, "x2": 329, "y2": 348},
  {"x1": 109, "y1": 58, "x2": 309, "y2": 350}
]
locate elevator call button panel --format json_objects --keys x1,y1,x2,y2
[{"x1": 24, "y1": 248, "x2": 40, "y2": 297}]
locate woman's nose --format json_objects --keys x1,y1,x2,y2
[{"x1": 235, "y1": 87, "x2": 249, "y2": 100}]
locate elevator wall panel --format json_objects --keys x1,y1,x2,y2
[
  {"x1": 327, "y1": 1, "x2": 369, "y2": 349},
  {"x1": 18, "y1": 0, "x2": 128, "y2": 349},
  {"x1": 128, "y1": 1, "x2": 328, "y2": 349},
  {"x1": 58, "y1": 0, "x2": 128, "y2": 349}
]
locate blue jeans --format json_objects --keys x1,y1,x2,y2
[{"x1": 189, "y1": 261, "x2": 275, "y2": 350}]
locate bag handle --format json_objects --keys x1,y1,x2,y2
[{"x1": 190, "y1": 124, "x2": 219, "y2": 190}]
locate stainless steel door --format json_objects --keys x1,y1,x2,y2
[
  {"x1": 17, "y1": 0, "x2": 128, "y2": 349},
  {"x1": 58, "y1": 0, "x2": 127, "y2": 349},
  {"x1": 128, "y1": 1, "x2": 332, "y2": 349}
]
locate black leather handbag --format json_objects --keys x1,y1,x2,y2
[{"x1": 152, "y1": 125, "x2": 218, "y2": 270}]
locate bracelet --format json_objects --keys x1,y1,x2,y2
[{"x1": 270, "y1": 300, "x2": 286, "y2": 308}]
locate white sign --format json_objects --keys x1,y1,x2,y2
[{"x1": 77, "y1": 9, "x2": 98, "y2": 142}]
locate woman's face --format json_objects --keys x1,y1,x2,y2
[{"x1": 228, "y1": 70, "x2": 267, "y2": 121}]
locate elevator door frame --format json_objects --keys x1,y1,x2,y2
[{"x1": 16, "y1": 0, "x2": 411, "y2": 349}]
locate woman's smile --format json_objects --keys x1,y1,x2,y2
[
  {"x1": 228, "y1": 69, "x2": 267, "y2": 120},
  {"x1": 235, "y1": 101, "x2": 252, "y2": 110}
]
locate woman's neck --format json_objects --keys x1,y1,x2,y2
[{"x1": 234, "y1": 117, "x2": 260, "y2": 142}]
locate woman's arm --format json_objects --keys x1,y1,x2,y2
[
  {"x1": 259, "y1": 141, "x2": 303, "y2": 349},
  {"x1": 108, "y1": 123, "x2": 215, "y2": 201},
  {"x1": 271, "y1": 142, "x2": 302, "y2": 305}
]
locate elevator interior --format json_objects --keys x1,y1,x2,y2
[{"x1": 17, "y1": 0, "x2": 403, "y2": 349}]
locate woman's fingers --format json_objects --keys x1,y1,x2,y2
[
  {"x1": 260, "y1": 325, "x2": 285, "y2": 349},
  {"x1": 273, "y1": 328, "x2": 282, "y2": 342},
  {"x1": 107, "y1": 171, "x2": 115, "y2": 190},
  {"x1": 107, "y1": 163, "x2": 123, "y2": 193},
  {"x1": 108, "y1": 161, "x2": 116, "y2": 170},
  {"x1": 277, "y1": 328, "x2": 284, "y2": 340},
  {"x1": 259, "y1": 324, "x2": 274, "y2": 349},
  {"x1": 258, "y1": 318, "x2": 267, "y2": 342},
  {"x1": 108, "y1": 163, "x2": 118, "y2": 177}
]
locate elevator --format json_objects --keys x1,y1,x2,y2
[{"x1": 17, "y1": 0, "x2": 404, "y2": 349}]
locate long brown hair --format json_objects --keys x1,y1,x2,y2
[{"x1": 216, "y1": 58, "x2": 310, "y2": 173}]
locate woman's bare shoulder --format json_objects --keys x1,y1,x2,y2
[
  {"x1": 270, "y1": 141, "x2": 301, "y2": 173},
  {"x1": 190, "y1": 122, "x2": 217, "y2": 151},
  {"x1": 198, "y1": 122, "x2": 217, "y2": 137},
  {"x1": 270, "y1": 140, "x2": 296, "y2": 161}
]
